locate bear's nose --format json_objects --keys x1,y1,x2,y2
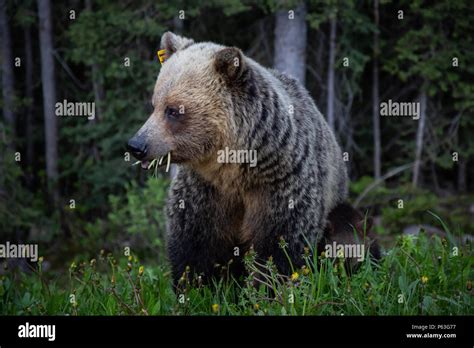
[{"x1": 127, "y1": 138, "x2": 148, "y2": 160}]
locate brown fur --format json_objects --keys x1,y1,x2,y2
[
  {"x1": 128, "y1": 32, "x2": 350, "y2": 285},
  {"x1": 240, "y1": 189, "x2": 268, "y2": 245}
]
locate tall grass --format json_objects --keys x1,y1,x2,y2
[{"x1": 0, "y1": 232, "x2": 472, "y2": 315}]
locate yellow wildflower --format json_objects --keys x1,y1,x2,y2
[{"x1": 291, "y1": 272, "x2": 299, "y2": 282}]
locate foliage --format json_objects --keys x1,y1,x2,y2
[
  {"x1": 380, "y1": 193, "x2": 439, "y2": 233},
  {"x1": 56, "y1": 175, "x2": 170, "y2": 265},
  {"x1": 0, "y1": 129, "x2": 59, "y2": 240},
  {"x1": 1, "y1": 232, "x2": 472, "y2": 315},
  {"x1": 61, "y1": 1, "x2": 166, "y2": 210},
  {"x1": 350, "y1": 177, "x2": 473, "y2": 234}
]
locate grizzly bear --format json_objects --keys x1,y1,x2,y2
[
  {"x1": 127, "y1": 32, "x2": 348, "y2": 286},
  {"x1": 319, "y1": 202, "x2": 381, "y2": 272}
]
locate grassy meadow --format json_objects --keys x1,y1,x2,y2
[{"x1": 1, "y1": 231, "x2": 472, "y2": 316}]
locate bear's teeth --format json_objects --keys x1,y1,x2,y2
[{"x1": 141, "y1": 160, "x2": 150, "y2": 169}]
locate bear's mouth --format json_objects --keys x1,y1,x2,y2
[
  {"x1": 133, "y1": 153, "x2": 172, "y2": 173},
  {"x1": 140, "y1": 160, "x2": 151, "y2": 170}
]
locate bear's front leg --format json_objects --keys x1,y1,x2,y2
[
  {"x1": 242, "y1": 188, "x2": 324, "y2": 276},
  {"x1": 166, "y1": 168, "x2": 243, "y2": 287}
]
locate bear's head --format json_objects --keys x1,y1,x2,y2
[{"x1": 127, "y1": 32, "x2": 248, "y2": 169}]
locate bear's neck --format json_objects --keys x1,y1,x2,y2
[{"x1": 191, "y1": 153, "x2": 246, "y2": 196}]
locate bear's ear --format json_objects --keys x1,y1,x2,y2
[
  {"x1": 160, "y1": 31, "x2": 194, "y2": 59},
  {"x1": 214, "y1": 47, "x2": 246, "y2": 83}
]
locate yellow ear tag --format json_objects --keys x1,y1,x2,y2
[{"x1": 157, "y1": 49, "x2": 167, "y2": 64}]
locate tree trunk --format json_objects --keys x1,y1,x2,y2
[
  {"x1": 173, "y1": 13, "x2": 184, "y2": 34},
  {"x1": 85, "y1": 0, "x2": 104, "y2": 163},
  {"x1": 372, "y1": 0, "x2": 381, "y2": 179},
  {"x1": 90, "y1": 62, "x2": 104, "y2": 164},
  {"x1": 431, "y1": 162, "x2": 440, "y2": 193},
  {"x1": 91, "y1": 68, "x2": 105, "y2": 122},
  {"x1": 37, "y1": 0, "x2": 59, "y2": 202},
  {"x1": 316, "y1": 32, "x2": 324, "y2": 102},
  {"x1": 457, "y1": 156, "x2": 467, "y2": 192},
  {"x1": 326, "y1": 13, "x2": 337, "y2": 131},
  {"x1": 0, "y1": 0, "x2": 15, "y2": 135},
  {"x1": 273, "y1": 2, "x2": 307, "y2": 85},
  {"x1": 24, "y1": 26, "x2": 35, "y2": 186},
  {"x1": 412, "y1": 91, "x2": 427, "y2": 187}
]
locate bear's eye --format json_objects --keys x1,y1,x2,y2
[{"x1": 165, "y1": 106, "x2": 182, "y2": 121}]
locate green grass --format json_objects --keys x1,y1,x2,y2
[{"x1": 0, "y1": 233, "x2": 472, "y2": 315}]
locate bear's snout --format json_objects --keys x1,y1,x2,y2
[{"x1": 127, "y1": 137, "x2": 148, "y2": 160}]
